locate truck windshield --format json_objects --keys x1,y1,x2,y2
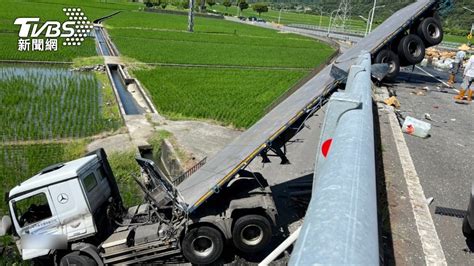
[{"x1": 13, "y1": 193, "x2": 52, "y2": 227}]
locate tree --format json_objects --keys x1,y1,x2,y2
[
  {"x1": 199, "y1": 0, "x2": 206, "y2": 12},
  {"x1": 160, "y1": 0, "x2": 168, "y2": 9},
  {"x1": 252, "y1": 3, "x2": 268, "y2": 17},
  {"x1": 206, "y1": 0, "x2": 216, "y2": 8},
  {"x1": 222, "y1": 0, "x2": 231, "y2": 11},
  {"x1": 144, "y1": 0, "x2": 160, "y2": 7},
  {"x1": 237, "y1": 0, "x2": 249, "y2": 16}
]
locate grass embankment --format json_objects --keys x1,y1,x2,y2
[
  {"x1": 105, "y1": 11, "x2": 334, "y2": 128},
  {"x1": 444, "y1": 34, "x2": 470, "y2": 44},
  {"x1": 0, "y1": 0, "x2": 141, "y2": 62}
]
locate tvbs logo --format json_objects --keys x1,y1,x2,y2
[{"x1": 14, "y1": 8, "x2": 93, "y2": 52}]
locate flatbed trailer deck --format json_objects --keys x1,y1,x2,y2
[{"x1": 179, "y1": 0, "x2": 440, "y2": 212}]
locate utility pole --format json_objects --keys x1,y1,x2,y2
[
  {"x1": 278, "y1": 7, "x2": 282, "y2": 24},
  {"x1": 368, "y1": 0, "x2": 377, "y2": 34},
  {"x1": 366, "y1": 4, "x2": 385, "y2": 35},
  {"x1": 332, "y1": 0, "x2": 351, "y2": 31},
  {"x1": 463, "y1": 7, "x2": 474, "y2": 35},
  {"x1": 188, "y1": 0, "x2": 194, "y2": 32},
  {"x1": 328, "y1": 9, "x2": 340, "y2": 35}
]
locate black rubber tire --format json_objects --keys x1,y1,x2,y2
[
  {"x1": 60, "y1": 251, "x2": 97, "y2": 266},
  {"x1": 375, "y1": 50, "x2": 400, "y2": 81},
  {"x1": 463, "y1": 216, "x2": 474, "y2": 239},
  {"x1": 182, "y1": 226, "x2": 224, "y2": 265},
  {"x1": 417, "y1": 17, "x2": 443, "y2": 47},
  {"x1": 397, "y1": 34, "x2": 426, "y2": 65},
  {"x1": 232, "y1": 214, "x2": 272, "y2": 253}
]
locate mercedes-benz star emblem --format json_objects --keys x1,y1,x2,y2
[{"x1": 57, "y1": 193, "x2": 69, "y2": 204}]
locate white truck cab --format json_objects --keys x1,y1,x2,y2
[
  {"x1": 0, "y1": 149, "x2": 277, "y2": 265},
  {"x1": 7, "y1": 153, "x2": 112, "y2": 260}
]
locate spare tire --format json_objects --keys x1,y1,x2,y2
[
  {"x1": 397, "y1": 34, "x2": 425, "y2": 65},
  {"x1": 375, "y1": 50, "x2": 400, "y2": 81},
  {"x1": 417, "y1": 17, "x2": 443, "y2": 46},
  {"x1": 182, "y1": 226, "x2": 224, "y2": 264}
]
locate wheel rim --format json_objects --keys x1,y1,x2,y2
[
  {"x1": 427, "y1": 23, "x2": 440, "y2": 39},
  {"x1": 407, "y1": 41, "x2": 421, "y2": 57},
  {"x1": 381, "y1": 56, "x2": 396, "y2": 73},
  {"x1": 191, "y1": 236, "x2": 214, "y2": 257},
  {"x1": 240, "y1": 224, "x2": 264, "y2": 246}
]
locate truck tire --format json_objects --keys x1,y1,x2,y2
[
  {"x1": 60, "y1": 251, "x2": 97, "y2": 266},
  {"x1": 182, "y1": 226, "x2": 224, "y2": 264},
  {"x1": 375, "y1": 50, "x2": 400, "y2": 81},
  {"x1": 232, "y1": 214, "x2": 272, "y2": 253},
  {"x1": 417, "y1": 17, "x2": 443, "y2": 47},
  {"x1": 397, "y1": 34, "x2": 425, "y2": 65},
  {"x1": 463, "y1": 216, "x2": 474, "y2": 239}
]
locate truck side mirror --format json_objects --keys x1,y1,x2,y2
[{"x1": 0, "y1": 215, "x2": 12, "y2": 236}]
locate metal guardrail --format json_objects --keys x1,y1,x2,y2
[
  {"x1": 289, "y1": 23, "x2": 465, "y2": 51},
  {"x1": 289, "y1": 52, "x2": 378, "y2": 264},
  {"x1": 172, "y1": 157, "x2": 207, "y2": 186},
  {"x1": 289, "y1": 23, "x2": 366, "y2": 37}
]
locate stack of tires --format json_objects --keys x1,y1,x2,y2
[{"x1": 374, "y1": 14, "x2": 443, "y2": 81}]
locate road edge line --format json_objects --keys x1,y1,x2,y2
[{"x1": 383, "y1": 87, "x2": 447, "y2": 265}]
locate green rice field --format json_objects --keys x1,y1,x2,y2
[
  {"x1": 133, "y1": 67, "x2": 308, "y2": 128},
  {"x1": 105, "y1": 10, "x2": 334, "y2": 127},
  {"x1": 0, "y1": 142, "x2": 85, "y2": 214},
  {"x1": 0, "y1": 64, "x2": 122, "y2": 141},
  {"x1": 105, "y1": 11, "x2": 334, "y2": 68}
]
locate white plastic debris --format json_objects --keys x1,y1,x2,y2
[
  {"x1": 426, "y1": 197, "x2": 434, "y2": 205},
  {"x1": 402, "y1": 116, "x2": 432, "y2": 138}
]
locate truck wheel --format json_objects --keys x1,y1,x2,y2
[
  {"x1": 375, "y1": 50, "x2": 400, "y2": 81},
  {"x1": 397, "y1": 34, "x2": 425, "y2": 65},
  {"x1": 232, "y1": 214, "x2": 272, "y2": 253},
  {"x1": 463, "y1": 216, "x2": 474, "y2": 238},
  {"x1": 182, "y1": 226, "x2": 224, "y2": 264},
  {"x1": 60, "y1": 251, "x2": 97, "y2": 266},
  {"x1": 417, "y1": 17, "x2": 443, "y2": 47}
]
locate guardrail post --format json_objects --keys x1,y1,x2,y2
[{"x1": 289, "y1": 51, "x2": 378, "y2": 265}]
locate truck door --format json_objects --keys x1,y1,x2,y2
[
  {"x1": 48, "y1": 179, "x2": 96, "y2": 241},
  {"x1": 9, "y1": 188, "x2": 61, "y2": 260}
]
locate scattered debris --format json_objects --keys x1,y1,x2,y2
[
  {"x1": 422, "y1": 86, "x2": 430, "y2": 91},
  {"x1": 402, "y1": 116, "x2": 431, "y2": 138},
  {"x1": 424, "y1": 113, "x2": 433, "y2": 121},
  {"x1": 451, "y1": 118, "x2": 456, "y2": 122},
  {"x1": 71, "y1": 65, "x2": 106, "y2": 72},
  {"x1": 410, "y1": 90, "x2": 426, "y2": 96},
  {"x1": 384, "y1": 96, "x2": 400, "y2": 108},
  {"x1": 426, "y1": 197, "x2": 434, "y2": 206}
]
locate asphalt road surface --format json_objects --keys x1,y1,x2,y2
[{"x1": 385, "y1": 65, "x2": 474, "y2": 264}]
